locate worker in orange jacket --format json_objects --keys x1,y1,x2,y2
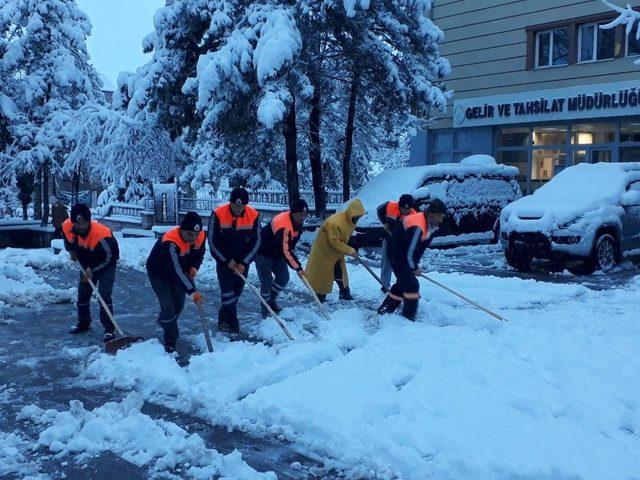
[
  {"x1": 255, "y1": 199, "x2": 309, "y2": 318},
  {"x1": 207, "y1": 188, "x2": 261, "y2": 335},
  {"x1": 146, "y1": 212, "x2": 206, "y2": 353},
  {"x1": 62, "y1": 203, "x2": 120, "y2": 341}
]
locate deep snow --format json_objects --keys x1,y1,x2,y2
[{"x1": 1, "y1": 237, "x2": 639, "y2": 479}]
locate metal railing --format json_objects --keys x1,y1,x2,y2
[
  {"x1": 107, "y1": 203, "x2": 146, "y2": 218},
  {"x1": 103, "y1": 189, "x2": 344, "y2": 219}
]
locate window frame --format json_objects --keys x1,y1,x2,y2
[
  {"x1": 578, "y1": 22, "x2": 616, "y2": 63},
  {"x1": 526, "y1": 12, "x2": 628, "y2": 70},
  {"x1": 626, "y1": 22, "x2": 640, "y2": 58},
  {"x1": 535, "y1": 28, "x2": 569, "y2": 68}
]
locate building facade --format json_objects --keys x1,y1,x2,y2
[{"x1": 410, "y1": 0, "x2": 640, "y2": 194}]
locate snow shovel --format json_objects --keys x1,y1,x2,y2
[
  {"x1": 300, "y1": 275, "x2": 331, "y2": 321},
  {"x1": 196, "y1": 303, "x2": 214, "y2": 353},
  {"x1": 82, "y1": 270, "x2": 145, "y2": 354},
  {"x1": 236, "y1": 271, "x2": 295, "y2": 341},
  {"x1": 419, "y1": 273, "x2": 508, "y2": 323},
  {"x1": 355, "y1": 255, "x2": 389, "y2": 293}
]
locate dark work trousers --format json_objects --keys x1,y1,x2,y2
[
  {"x1": 255, "y1": 254, "x2": 290, "y2": 303},
  {"x1": 334, "y1": 261, "x2": 347, "y2": 291},
  {"x1": 77, "y1": 262, "x2": 116, "y2": 332},
  {"x1": 216, "y1": 261, "x2": 250, "y2": 333},
  {"x1": 148, "y1": 273, "x2": 186, "y2": 347},
  {"x1": 389, "y1": 260, "x2": 420, "y2": 320}
]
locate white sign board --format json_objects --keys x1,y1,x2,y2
[{"x1": 453, "y1": 80, "x2": 640, "y2": 128}]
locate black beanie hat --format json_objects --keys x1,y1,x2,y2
[
  {"x1": 70, "y1": 203, "x2": 91, "y2": 223},
  {"x1": 290, "y1": 198, "x2": 309, "y2": 214},
  {"x1": 229, "y1": 187, "x2": 249, "y2": 205},
  {"x1": 180, "y1": 211, "x2": 203, "y2": 232},
  {"x1": 399, "y1": 194, "x2": 414, "y2": 209},
  {"x1": 428, "y1": 198, "x2": 447, "y2": 215}
]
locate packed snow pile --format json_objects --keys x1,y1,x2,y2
[
  {"x1": 501, "y1": 162, "x2": 640, "y2": 235},
  {"x1": 0, "y1": 430, "x2": 42, "y2": 478},
  {"x1": 77, "y1": 262, "x2": 640, "y2": 480},
  {"x1": 0, "y1": 248, "x2": 75, "y2": 318},
  {"x1": 19, "y1": 393, "x2": 276, "y2": 480}
]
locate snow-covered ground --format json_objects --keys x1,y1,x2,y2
[{"x1": 1, "y1": 237, "x2": 639, "y2": 479}]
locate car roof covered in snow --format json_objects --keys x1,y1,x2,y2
[
  {"x1": 340, "y1": 156, "x2": 519, "y2": 215},
  {"x1": 502, "y1": 162, "x2": 640, "y2": 229}
]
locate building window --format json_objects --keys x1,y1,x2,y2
[
  {"x1": 579, "y1": 23, "x2": 615, "y2": 62},
  {"x1": 571, "y1": 122, "x2": 616, "y2": 144},
  {"x1": 532, "y1": 150, "x2": 566, "y2": 191},
  {"x1": 536, "y1": 28, "x2": 569, "y2": 67},
  {"x1": 497, "y1": 127, "x2": 530, "y2": 147},
  {"x1": 627, "y1": 23, "x2": 640, "y2": 56},
  {"x1": 621, "y1": 120, "x2": 640, "y2": 142},
  {"x1": 431, "y1": 130, "x2": 471, "y2": 164},
  {"x1": 621, "y1": 146, "x2": 640, "y2": 162},
  {"x1": 532, "y1": 125, "x2": 567, "y2": 146}
]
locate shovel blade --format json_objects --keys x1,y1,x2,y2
[{"x1": 105, "y1": 335, "x2": 145, "y2": 354}]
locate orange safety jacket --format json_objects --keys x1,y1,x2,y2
[
  {"x1": 146, "y1": 227, "x2": 206, "y2": 293},
  {"x1": 377, "y1": 201, "x2": 417, "y2": 233},
  {"x1": 207, "y1": 203, "x2": 261, "y2": 266},
  {"x1": 258, "y1": 211, "x2": 303, "y2": 271},
  {"x1": 390, "y1": 212, "x2": 435, "y2": 271},
  {"x1": 62, "y1": 219, "x2": 120, "y2": 272}
]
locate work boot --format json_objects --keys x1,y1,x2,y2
[
  {"x1": 164, "y1": 343, "x2": 176, "y2": 354},
  {"x1": 69, "y1": 322, "x2": 91, "y2": 334},
  {"x1": 339, "y1": 287, "x2": 354, "y2": 301},
  {"x1": 103, "y1": 332, "x2": 116, "y2": 343},
  {"x1": 402, "y1": 299, "x2": 418, "y2": 322},
  {"x1": 268, "y1": 300, "x2": 282, "y2": 314},
  {"x1": 317, "y1": 294, "x2": 327, "y2": 303},
  {"x1": 377, "y1": 296, "x2": 401, "y2": 315}
]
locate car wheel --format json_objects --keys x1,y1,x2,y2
[
  {"x1": 511, "y1": 252, "x2": 532, "y2": 272},
  {"x1": 590, "y1": 233, "x2": 619, "y2": 272},
  {"x1": 504, "y1": 248, "x2": 515, "y2": 267}
]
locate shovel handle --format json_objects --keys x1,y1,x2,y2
[
  {"x1": 420, "y1": 273, "x2": 508, "y2": 322},
  {"x1": 196, "y1": 303, "x2": 214, "y2": 353},
  {"x1": 84, "y1": 271, "x2": 124, "y2": 335},
  {"x1": 301, "y1": 275, "x2": 331, "y2": 321},
  {"x1": 237, "y1": 271, "x2": 295, "y2": 341}
]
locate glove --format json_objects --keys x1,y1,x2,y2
[
  {"x1": 297, "y1": 269, "x2": 306, "y2": 279},
  {"x1": 189, "y1": 267, "x2": 197, "y2": 278},
  {"x1": 234, "y1": 263, "x2": 246, "y2": 276},
  {"x1": 413, "y1": 268, "x2": 422, "y2": 277},
  {"x1": 192, "y1": 291, "x2": 204, "y2": 305}
]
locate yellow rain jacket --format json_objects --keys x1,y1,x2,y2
[{"x1": 305, "y1": 199, "x2": 366, "y2": 295}]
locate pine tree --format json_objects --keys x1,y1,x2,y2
[{"x1": 0, "y1": 0, "x2": 104, "y2": 219}]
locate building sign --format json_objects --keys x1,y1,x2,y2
[{"x1": 453, "y1": 80, "x2": 640, "y2": 128}]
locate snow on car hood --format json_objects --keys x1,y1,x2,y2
[
  {"x1": 342, "y1": 160, "x2": 519, "y2": 229},
  {"x1": 501, "y1": 162, "x2": 640, "y2": 233}
]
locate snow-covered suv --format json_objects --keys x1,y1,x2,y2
[
  {"x1": 347, "y1": 155, "x2": 522, "y2": 248},
  {"x1": 500, "y1": 162, "x2": 640, "y2": 274}
]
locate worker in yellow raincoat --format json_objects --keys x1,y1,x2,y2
[{"x1": 305, "y1": 199, "x2": 365, "y2": 302}]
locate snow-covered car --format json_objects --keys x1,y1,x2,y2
[
  {"x1": 346, "y1": 155, "x2": 522, "y2": 248},
  {"x1": 500, "y1": 162, "x2": 640, "y2": 274}
]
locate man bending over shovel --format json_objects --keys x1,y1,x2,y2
[
  {"x1": 63, "y1": 203, "x2": 120, "y2": 341},
  {"x1": 146, "y1": 212, "x2": 206, "y2": 353},
  {"x1": 377, "y1": 199, "x2": 446, "y2": 321}
]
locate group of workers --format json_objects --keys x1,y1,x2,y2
[{"x1": 61, "y1": 187, "x2": 446, "y2": 352}]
